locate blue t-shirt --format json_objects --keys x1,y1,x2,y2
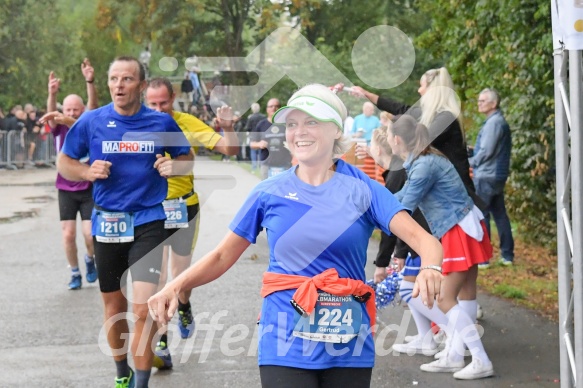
[
  {"x1": 229, "y1": 159, "x2": 405, "y2": 369},
  {"x1": 351, "y1": 114, "x2": 381, "y2": 143},
  {"x1": 62, "y1": 103, "x2": 191, "y2": 230}
]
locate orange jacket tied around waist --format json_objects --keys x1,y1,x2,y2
[{"x1": 260, "y1": 268, "x2": 377, "y2": 334}]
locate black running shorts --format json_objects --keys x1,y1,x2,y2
[
  {"x1": 259, "y1": 366, "x2": 372, "y2": 388},
  {"x1": 94, "y1": 220, "x2": 165, "y2": 293},
  {"x1": 58, "y1": 188, "x2": 94, "y2": 221},
  {"x1": 163, "y1": 203, "x2": 200, "y2": 256}
]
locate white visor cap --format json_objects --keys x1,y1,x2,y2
[{"x1": 272, "y1": 96, "x2": 343, "y2": 130}]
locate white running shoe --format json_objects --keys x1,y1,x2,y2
[
  {"x1": 420, "y1": 357, "x2": 465, "y2": 373},
  {"x1": 392, "y1": 339, "x2": 439, "y2": 356},
  {"x1": 453, "y1": 358, "x2": 494, "y2": 380},
  {"x1": 434, "y1": 337, "x2": 473, "y2": 359},
  {"x1": 404, "y1": 334, "x2": 419, "y2": 343},
  {"x1": 434, "y1": 348, "x2": 447, "y2": 359}
]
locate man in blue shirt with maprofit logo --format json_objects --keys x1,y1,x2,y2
[{"x1": 57, "y1": 56, "x2": 193, "y2": 388}]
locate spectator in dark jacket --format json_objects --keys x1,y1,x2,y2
[
  {"x1": 180, "y1": 71, "x2": 194, "y2": 112},
  {"x1": 470, "y1": 88, "x2": 514, "y2": 266}
]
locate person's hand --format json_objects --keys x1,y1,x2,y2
[
  {"x1": 85, "y1": 160, "x2": 112, "y2": 182},
  {"x1": 412, "y1": 267, "x2": 443, "y2": 308},
  {"x1": 148, "y1": 287, "x2": 179, "y2": 325},
  {"x1": 216, "y1": 105, "x2": 233, "y2": 130},
  {"x1": 395, "y1": 258, "x2": 405, "y2": 272},
  {"x1": 349, "y1": 86, "x2": 367, "y2": 99},
  {"x1": 40, "y1": 111, "x2": 76, "y2": 128},
  {"x1": 258, "y1": 140, "x2": 268, "y2": 149},
  {"x1": 154, "y1": 153, "x2": 173, "y2": 178},
  {"x1": 331, "y1": 83, "x2": 345, "y2": 93},
  {"x1": 33, "y1": 125, "x2": 41, "y2": 133},
  {"x1": 374, "y1": 266, "x2": 388, "y2": 283},
  {"x1": 355, "y1": 143, "x2": 369, "y2": 159},
  {"x1": 48, "y1": 71, "x2": 60, "y2": 95},
  {"x1": 81, "y1": 58, "x2": 95, "y2": 83}
]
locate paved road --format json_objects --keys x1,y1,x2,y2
[{"x1": 0, "y1": 159, "x2": 560, "y2": 387}]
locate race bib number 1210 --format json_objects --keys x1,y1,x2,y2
[{"x1": 95, "y1": 211, "x2": 135, "y2": 243}]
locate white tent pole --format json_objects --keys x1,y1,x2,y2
[
  {"x1": 569, "y1": 48, "x2": 583, "y2": 388},
  {"x1": 555, "y1": 45, "x2": 574, "y2": 388}
]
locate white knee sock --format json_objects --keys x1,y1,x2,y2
[
  {"x1": 399, "y1": 281, "x2": 432, "y2": 341},
  {"x1": 400, "y1": 280, "x2": 450, "y2": 342},
  {"x1": 458, "y1": 299, "x2": 478, "y2": 323},
  {"x1": 446, "y1": 304, "x2": 490, "y2": 364}
]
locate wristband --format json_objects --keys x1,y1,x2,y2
[
  {"x1": 420, "y1": 265, "x2": 442, "y2": 274},
  {"x1": 86, "y1": 79, "x2": 94, "y2": 83}
]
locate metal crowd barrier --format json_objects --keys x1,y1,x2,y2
[
  {"x1": 0, "y1": 130, "x2": 57, "y2": 170},
  {"x1": 0, "y1": 130, "x2": 7, "y2": 169}
]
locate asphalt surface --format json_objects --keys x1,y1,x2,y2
[{"x1": 0, "y1": 159, "x2": 561, "y2": 387}]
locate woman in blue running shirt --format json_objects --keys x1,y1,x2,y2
[
  {"x1": 148, "y1": 84, "x2": 443, "y2": 388},
  {"x1": 389, "y1": 115, "x2": 494, "y2": 380}
]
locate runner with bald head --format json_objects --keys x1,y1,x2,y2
[{"x1": 42, "y1": 59, "x2": 99, "y2": 291}]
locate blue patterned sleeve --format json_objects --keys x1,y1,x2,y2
[
  {"x1": 368, "y1": 179, "x2": 407, "y2": 236},
  {"x1": 228, "y1": 188, "x2": 265, "y2": 244}
]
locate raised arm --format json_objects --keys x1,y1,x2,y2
[
  {"x1": 351, "y1": 85, "x2": 380, "y2": 105},
  {"x1": 39, "y1": 111, "x2": 77, "y2": 129},
  {"x1": 213, "y1": 106, "x2": 240, "y2": 156},
  {"x1": 81, "y1": 58, "x2": 99, "y2": 110},
  {"x1": 46, "y1": 72, "x2": 60, "y2": 128}
]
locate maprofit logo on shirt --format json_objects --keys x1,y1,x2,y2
[{"x1": 102, "y1": 141, "x2": 155, "y2": 153}]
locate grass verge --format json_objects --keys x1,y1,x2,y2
[{"x1": 477, "y1": 235, "x2": 558, "y2": 321}]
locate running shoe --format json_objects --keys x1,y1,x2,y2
[
  {"x1": 453, "y1": 358, "x2": 494, "y2": 380},
  {"x1": 420, "y1": 357, "x2": 465, "y2": 373},
  {"x1": 68, "y1": 274, "x2": 82, "y2": 290},
  {"x1": 178, "y1": 307, "x2": 195, "y2": 339},
  {"x1": 85, "y1": 255, "x2": 98, "y2": 283},
  {"x1": 153, "y1": 341, "x2": 173, "y2": 370},
  {"x1": 115, "y1": 368, "x2": 135, "y2": 388},
  {"x1": 392, "y1": 338, "x2": 439, "y2": 356}
]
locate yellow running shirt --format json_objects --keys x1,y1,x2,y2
[{"x1": 166, "y1": 111, "x2": 222, "y2": 206}]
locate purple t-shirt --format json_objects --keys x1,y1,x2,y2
[{"x1": 51, "y1": 124, "x2": 91, "y2": 192}]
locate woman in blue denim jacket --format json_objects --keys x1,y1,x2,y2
[
  {"x1": 369, "y1": 126, "x2": 440, "y2": 358},
  {"x1": 390, "y1": 115, "x2": 495, "y2": 380}
]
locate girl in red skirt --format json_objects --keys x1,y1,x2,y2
[{"x1": 390, "y1": 114, "x2": 494, "y2": 380}]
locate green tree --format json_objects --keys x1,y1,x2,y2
[
  {"x1": 95, "y1": 0, "x2": 257, "y2": 80},
  {"x1": 255, "y1": 0, "x2": 437, "y2": 111},
  {"x1": 0, "y1": 0, "x2": 80, "y2": 108}
]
